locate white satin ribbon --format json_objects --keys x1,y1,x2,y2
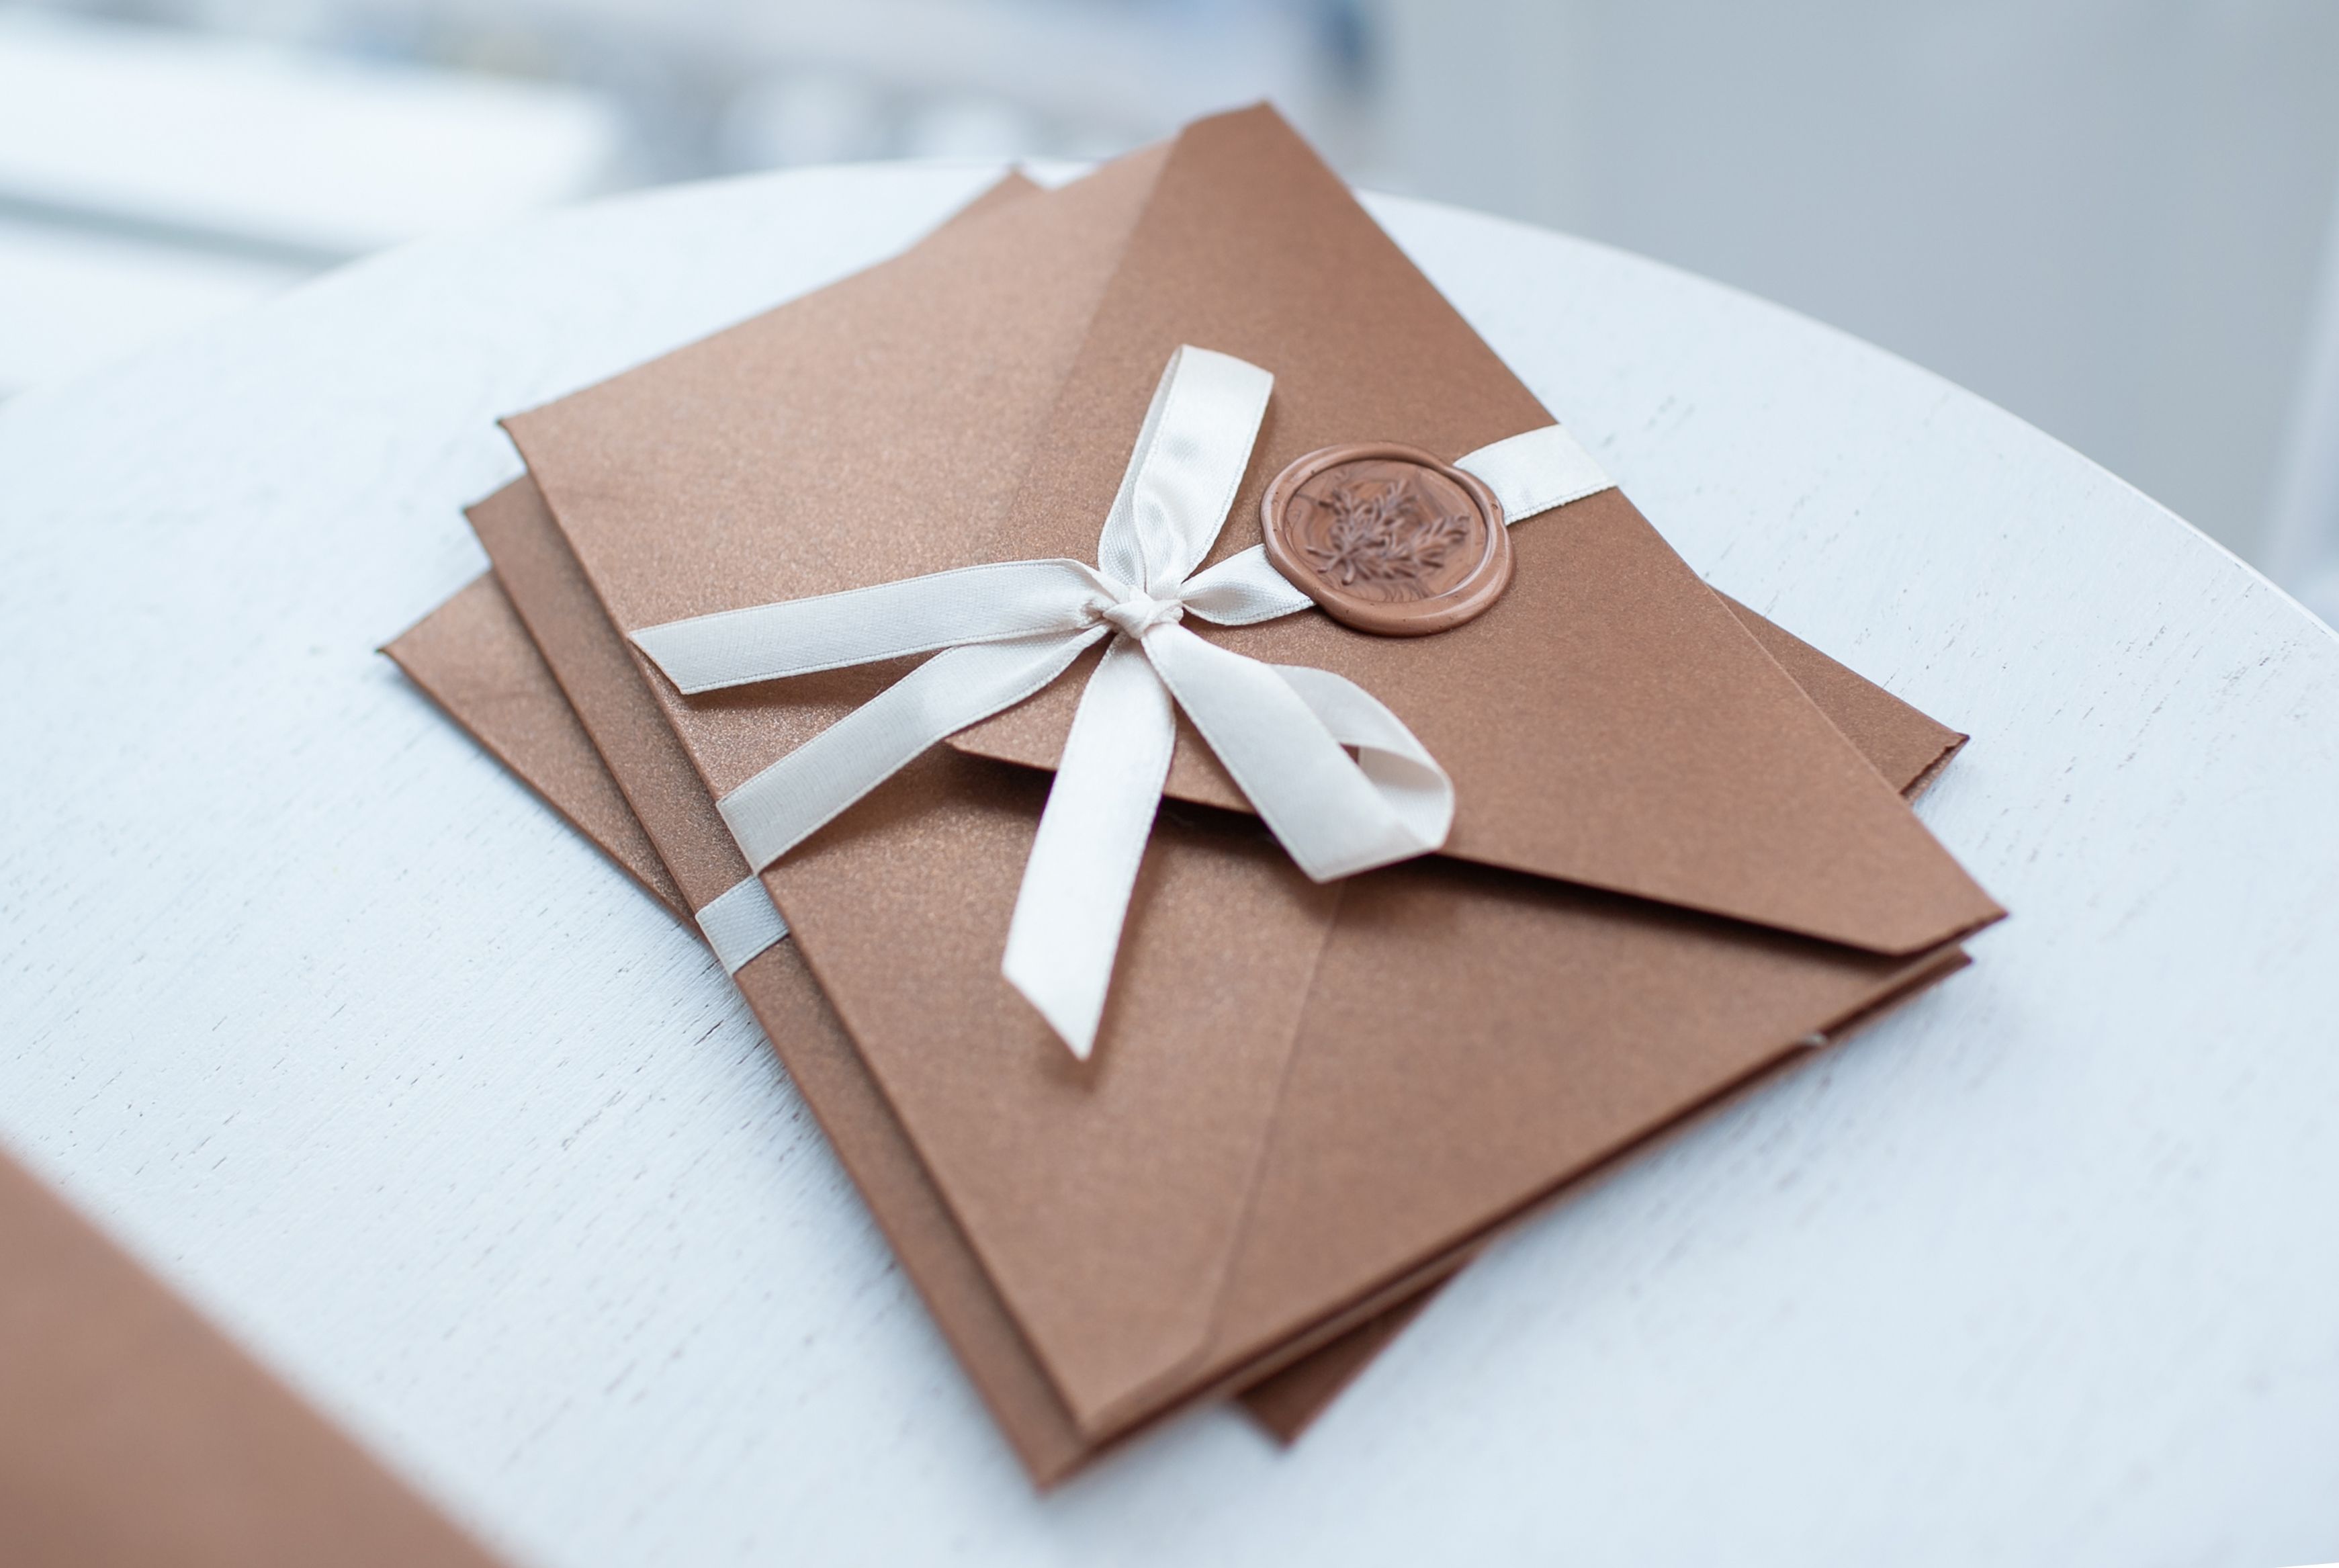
[
  {"x1": 633, "y1": 345, "x2": 1613, "y2": 1056},
  {"x1": 695, "y1": 874, "x2": 789, "y2": 975}
]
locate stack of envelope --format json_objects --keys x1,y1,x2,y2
[{"x1": 386, "y1": 105, "x2": 2002, "y2": 1485}]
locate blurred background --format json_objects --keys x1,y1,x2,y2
[{"x1": 4, "y1": 0, "x2": 2337, "y2": 615}]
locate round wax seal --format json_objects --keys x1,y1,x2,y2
[{"x1": 1260, "y1": 443, "x2": 1509, "y2": 636}]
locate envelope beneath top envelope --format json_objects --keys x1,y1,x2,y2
[{"x1": 496, "y1": 105, "x2": 2002, "y2": 1463}]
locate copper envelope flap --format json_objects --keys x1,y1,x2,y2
[
  {"x1": 948, "y1": 105, "x2": 2001, "y2": 959},
  {"x1": 506, "y1": 142, "x2": 1172, "y2": 801}
]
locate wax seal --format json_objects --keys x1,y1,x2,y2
[{"x1": 1260, "y1": 443, "x2": 1509, "y2": 636}]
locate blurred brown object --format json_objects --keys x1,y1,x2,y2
[{"x1": 0, "y1": 1146, "x2": 507, "y2": 1568}]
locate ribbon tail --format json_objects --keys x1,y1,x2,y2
[
  {"x1": 632, "y1": 559, "x2": 1109, "y2": 691},
  {"x1": 1143, "y1": 625, "x2": 1452, "y2": 881},
  {"x1": 1093, "y1": 345, "x2": 1274, "y2": 595},
  {"x1": 1454, "y1": 424, "x2": 1615, "y2": 524},
  {"x1": 719, "y1": 629, "x2": 1106, "y2": 871},
  {"x1": 1001, "y1": 638, "x2": 1176, "y2": 1059}
]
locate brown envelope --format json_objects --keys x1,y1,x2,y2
[
  {"x1": 495, "y1": 105, "x2": 2001, "y2": 1467},
  {"x1": 387, "y1": 563, "x2": 1968, "y2": 1460},
  {"x1": 0, "y1": 1147, "x2": 507, "y2": 1568}
]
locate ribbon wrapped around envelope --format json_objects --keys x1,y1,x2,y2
[{"x1": 631, "y1": 345, "x2": 1612, "y2": 1053}]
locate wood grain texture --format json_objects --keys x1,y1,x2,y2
[{"x1": 1, "y1": 162, "x2": 2335, "y2": 1567}]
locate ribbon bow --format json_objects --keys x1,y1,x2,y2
[{"x1": 633, "y1": 345, "x2": 1611, "y2": 1055}]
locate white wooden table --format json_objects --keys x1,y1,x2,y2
[{"x1": 4, "y1": 162, "x2": 2336, "y2": 1568}]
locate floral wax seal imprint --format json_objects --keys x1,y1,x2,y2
[{"x1": 1261, "y1": 443, "x2": 1511, "y2": 635}]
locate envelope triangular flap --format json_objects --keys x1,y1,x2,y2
[
  {"x1": 506, "y1": 142, "x2": 1176, "y2": 801},
  {"x1": 948, "y1": 105, "x2": 2000, "y2": 957}
]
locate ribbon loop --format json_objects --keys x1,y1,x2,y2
[
  {"x1": 1178, "y1": 545, "x2": 1315, "y2": 625},
  {"x1": 1143, "y1": 625, "x2": 1449, "y2": 883},
  {"x1": 1097, "y1": 346, "x2": 1275, "y2": 595},
  {"x1": 632, "y1": 345, "x2": 1609, "y2": 1058}
]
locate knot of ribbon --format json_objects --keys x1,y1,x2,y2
[
  {"x1": 633, "y1": 345, "x2": 1614, "y2": 1055},
  {"x1": 1098, "y1": 589, "x2": 1185, "y2": 639}
]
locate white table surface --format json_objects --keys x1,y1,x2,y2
[{"x1": 4, "y1": 161, "x2": 2336, "y2": 1568}]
